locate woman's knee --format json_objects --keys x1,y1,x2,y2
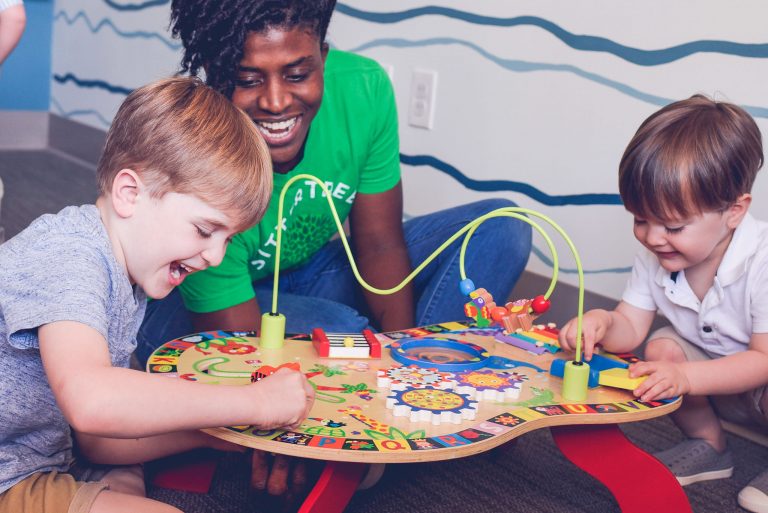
[
  {"x1": 463, "y1": 199, "x2": 532, "y2": 274},
  {"x1": 463, "y1": 199, "x2": 518, "y2": 226},
  {"x1": 462, "y1": 198, "x2": 531, "y2": 244},
  {"x1": 469, "y1": 197, "x2": 517, "y2": 213},
  {"x1": 308, "y1": 301, "x2": 370, "y2": 332},
  {"x1": 271, "y1": 294, "x2": 370, "y2": 334}
]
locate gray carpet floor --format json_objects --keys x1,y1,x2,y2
[
  {"x1": 1, "y1": 149, "x2": 766, "y2": 512},
  {"x1": 0, "y1": 149, "x2": 97, "y2": 239},
  {"x1": 145, "y1": 416, "x2": 766, "y2": 513}
]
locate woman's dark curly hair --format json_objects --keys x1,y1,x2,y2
[{"x1": 170, "y1": 0, "x2": 337, "y2": 97}]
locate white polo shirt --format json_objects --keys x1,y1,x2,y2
[
  {"x1": 622, "y1": 213, "x2": 768, "y2": 356},
  {"x1": 0, "y1": 0, "x2": 22, "y2": 12}
]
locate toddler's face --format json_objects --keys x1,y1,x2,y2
[
  {"x1": 631, "y1": 210, "x2": 733, "y2": 274},
  {"x1": 124, "y1": 192, "x2": 239, "y2": 299}
]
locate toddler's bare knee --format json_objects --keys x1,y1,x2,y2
[{"x1": 644, "y1": 337, "x2": 686, "y2": 362}]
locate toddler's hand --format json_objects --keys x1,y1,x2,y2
[
  {"x1": 558, "y1": 309, "x2": 611, "y2": 361},
  {"x1": 629, "y1": 360, "x2": 690, "y2": 402},
  {"x1": 249, "y1": 368, "x2": 314, "y2": 430}
]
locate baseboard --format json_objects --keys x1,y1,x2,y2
[
  {"x1": 0, "y1": 111, "x2": 49, "y2": 149},
  {"x1": 48, "y1": 115, "x2": 106, "y2": 166},
  {"x1": 0, "y1": 113, "x2": 107, "y2": 164},
  {"x1": 721, "y1": 420, "x2": 768, "y2": 449}
]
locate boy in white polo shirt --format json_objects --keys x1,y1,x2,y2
[{"x1": 558, "y1": 95, "x2": 768, "y2": 513}]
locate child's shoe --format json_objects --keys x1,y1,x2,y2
[
  {"x1": 653, "y1": 438, "x2": 733, "y2": 486},
  {"x1": 739, "y1": 469, "x2": 768, "y2": 513}
]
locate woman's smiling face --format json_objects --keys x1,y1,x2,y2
[{"x1": 231, "y1": 27, "x2": 328, "y2": 174}]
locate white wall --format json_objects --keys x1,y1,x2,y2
[{"x1": 51, "y1": 0, "x2": 768, "y2": 299}]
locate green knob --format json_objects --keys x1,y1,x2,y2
[
  {"x1": 260, "y1": 312, "x2": 286, "y2": 349},
  {"x1": 562, "y1": 360, "x2": 590, "y2": 402}
]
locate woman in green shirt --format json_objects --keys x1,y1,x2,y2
[{"x1": 137, "y1": 0, "x2": 532, "y2": 506}]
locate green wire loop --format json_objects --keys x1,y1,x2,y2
[
  {"x1": 271, "y1": 174, "x2": 586, "y2": 362},
  {"x1": 457, "y1": 212, "x2": 559, "y2": 299}
]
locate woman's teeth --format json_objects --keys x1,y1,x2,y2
[{"x1": 256, "y1": 117, "x2": 297, "y2": 139}]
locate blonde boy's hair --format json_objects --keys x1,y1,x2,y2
[{"x1": 97, "y1": 76, "x2": 272, "y2": 231}]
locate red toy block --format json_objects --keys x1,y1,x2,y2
[
  {"x1": 312, "y1": 328, "x2": 380, "y2": 359},
  {"x1": 362, "y1": 329, "x2": 381, "y2": 358},
  {"x1": 312, "y1": 328, "x2": 331, "y2": 357}
]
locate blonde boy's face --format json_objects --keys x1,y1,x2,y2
[
  {"x1": 631, "y1": 209, "x2": 735, "y2": 274},
  {"x1": 123, "y1": 191, "x2": 238, "y2": 299}
]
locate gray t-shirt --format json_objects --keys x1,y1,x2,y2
[{"x1": 0, "y1": 205, "x2": 147, "y2": 493}]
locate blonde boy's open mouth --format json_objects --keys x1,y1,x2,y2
[{"x1": 169, "y1": 261, "x2": 193, "y2": 286}]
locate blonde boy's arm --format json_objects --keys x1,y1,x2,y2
[
  {"x1": 0, "y1": 4, "x2": 26, "y2": 65},
  {"x1": 74, "y1": 430, "x2": 244, "y2": 466},
  {"x1": 558, "y1": 301, "x2": 655, "y2": 359},
  {"x1": 679, "y1": 332, "x2": 768, "y2": 396},
  {"x1": 40, "y1": 321, "x2": 314, "y2": 438}
]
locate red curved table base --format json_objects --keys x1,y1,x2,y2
[
  {"x1": 297, "y1": 424, "x2": 692, "y2": 513},
  {"x1": 551, "y1": 424, "x2": 692, "y2": 513},
  {"x1": 298, "y1": 462, "x2": 366, "y2": 513}
]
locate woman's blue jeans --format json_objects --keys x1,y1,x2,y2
[{"x1": 135, "y1": 199, "x2": 531, "y2": 366}]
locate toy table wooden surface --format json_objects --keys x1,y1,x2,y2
[{"x1": 147, "y1": 322, "x2": 691, "y2": 513}]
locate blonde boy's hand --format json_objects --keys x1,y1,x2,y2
[
  {"x1": 248, "y1": 368, "x2": 315, "y2": 502},
  {"x1": 558, "y1": 309, "x2": 612, "y2": 361},
  {"x1": 629, "y1": 360, "x2": 690, "y2": 402},
  {"x1": 249, "y1": 368, "x2": 315, "y2": 430}
]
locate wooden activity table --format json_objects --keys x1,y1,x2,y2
[{"x1": 147, "y1": 321, "x2": 692, "y2": 513}]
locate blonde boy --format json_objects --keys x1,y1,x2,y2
[
  {"x1": 0, "y1": 77, "x2": 314, "y2": 513},
  {"x1": 558, "y1": 95, "x2": 768, "y2": 513}
]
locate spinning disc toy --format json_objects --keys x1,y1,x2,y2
[
  {"x1": 388, "y1": 337, "x2": 490, "y2": 371},
  {"x1": 386, "y1": 386, "x2": 478, "y2": 425}
]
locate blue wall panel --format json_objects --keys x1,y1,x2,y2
[{"x1": 0, "y1": 0, "x2": 53, "y2": 110}]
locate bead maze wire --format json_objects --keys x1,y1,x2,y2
[{"x1": 263, "y1": 174, "x2": 588, "y2": 398}]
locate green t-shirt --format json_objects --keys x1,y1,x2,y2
[{"x1": 180, "y1": 50, "x2": 401, "y2": 313}]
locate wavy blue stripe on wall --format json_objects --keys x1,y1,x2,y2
[
  {"x1": 401, "y1": 154, "x2": 621, "y2": 206},
  {"x1": 351, "y1": 38, "x2": 768, "y2": 119},
  {"x1": 337, "y1": 4, "x2": 768, "y2": 66},
  {"x1": 51, "y1": 97, "x2": 112, "y2": 128},
  {"x1": 97, "y1": 1, "x2": 768, "y2": 65},
  {"x1": 55, "y1": 10, "x2": 181, "y2": 50},
  {"x1": 102, "y1": 0, "x2": 168, "y2": 11},
  {"x1": 531, "y1": 245, "x2": 631, "y2": 275},
  {"x1": 53, "y1": 73, "x2": 133, "y2": 95}
]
